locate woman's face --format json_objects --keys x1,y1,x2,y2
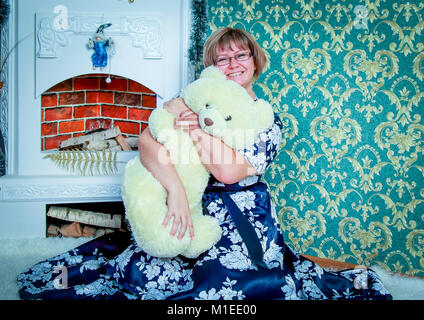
[{"x1": 215, "y1": 41, "x2": 256, "y2": 94}]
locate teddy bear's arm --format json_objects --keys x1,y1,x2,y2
[{"x1": 148, "y1": 106, "x2": 177, "y2": 142}]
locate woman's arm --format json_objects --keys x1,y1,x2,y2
[
  {"x1": 137, "y1": 120, "x2": 194, "y2": 240},
  {"x1": 171, "y1": 98, "x2": 257, "y2": 184},
  {"x1": 188, "y1": 128, "x2": 257, "y2": 184}
]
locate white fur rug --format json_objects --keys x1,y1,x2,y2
[{"x1": 0, "y1": 237, "x2": 423, "y2": 300}]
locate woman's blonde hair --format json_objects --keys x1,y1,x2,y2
[{"x1": 203, "y1": 27, "x2": 267, "y2": 78}]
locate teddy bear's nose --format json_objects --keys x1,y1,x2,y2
[{"x1": 204, "y1": 118, "x2": 214, "y2": 126}]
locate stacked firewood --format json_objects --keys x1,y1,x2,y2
[
  {"x1": 46, "y1": 205, "x2": 128, "y2": 238},
  {"x1": 59, "y1": 127, "x2": 138, "y2": 151}
]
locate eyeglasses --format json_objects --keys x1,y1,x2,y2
[{"x1": 215, "y1": 52, "x2": 252, "y2": 66}]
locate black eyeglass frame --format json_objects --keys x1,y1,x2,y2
[{"x1": 214, "y1": 52, "x2": 253, "y2": 66}]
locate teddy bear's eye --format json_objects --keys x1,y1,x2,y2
[
  {"x1": 225, "y1": 115, "x2": 232, "y2": 121},
  {"x1": 205, "y1": 103, "x2": 211, "y2": 109}
]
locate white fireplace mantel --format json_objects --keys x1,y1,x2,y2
[
  {"x1": 0, "y1": 0, "x2": 193, "y2": 238},
  {"x1": 35, "y1": 12, "x2": 168, "y2": 98}
]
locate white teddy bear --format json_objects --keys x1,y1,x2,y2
[{"x1": 121, "y1": 66, "x2": 274, "y2": 259}]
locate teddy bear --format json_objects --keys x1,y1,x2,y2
[{"x1": 121, "y1": 66, "x2": 274, "y2": 259}]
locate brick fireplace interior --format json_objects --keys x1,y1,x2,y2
[
  {"x1": 40, "y1": 74, "x2": 158, "y2": 238},
  {"x1": 41, "y1": 74, "x2": 157, "y2": 151}
]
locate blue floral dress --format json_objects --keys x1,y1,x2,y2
[{"x1": 17, "y1": 114, "x2": 392, "y2": 300}]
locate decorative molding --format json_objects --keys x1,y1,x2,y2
[
  {"x1": 36, "y1": 13, "x2": 163, "y2": 59},
  {"x1": 1, "y1": 181, "x2": 122, "y2": 201}
]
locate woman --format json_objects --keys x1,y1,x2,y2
[{"x1": 17, "y1": 28, "x2": 392, "y2": 300}]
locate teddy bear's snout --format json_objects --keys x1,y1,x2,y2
[{"x1": 203, "y1": 118, "x2": 214, "y2": 126}]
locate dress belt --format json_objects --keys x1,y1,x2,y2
[{"x1": 205, "y1": 182, "x2": 268, "y2": 269}]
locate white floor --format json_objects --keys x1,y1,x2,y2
[
  {"x1": 1, "y1": 237, "x2": 423, "y2": 300},
  {"x1": 0, "y1": 237, "x2": 88, "y2": 300}
]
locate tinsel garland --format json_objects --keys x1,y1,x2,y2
[
  {"x1": 0, "y1": 0, "x2": 9, "y2": 28},
  {"x1": 188, "y1": 0, "x2": 208, "y2": 69}
]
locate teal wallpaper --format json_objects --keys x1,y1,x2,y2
[{"x1": 206, "y1": 0, "x2": 424, "y2": 276}]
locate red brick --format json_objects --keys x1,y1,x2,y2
[
  {"x1": 100, "y1": 78, "x2": 127, "y2": 91},
  {"x1": 115, "y1": 92, "x2": 141, "y2": 106},
  {"x1": 101, "y1": 105, "x2": 127, "y2": 119},
  {"x1": 73, "y1": 132, "x2": 86, "y2": 138},
  {"x1": 74, "y1": 78, "x2": 100, "y2": 90},
  {"x1": 45, "y1": 107, "x2": 73, "y2": 121},
  {"x1": 128, "y1": 80, "x2": 155, "y2": 94},
  {"x1": 45, "y1": 135, "x2": 71, "y2": 150},
  {"x1": 41, "y1": 122, "x2": 58, "y2": 136},
  {"x1": 87, "y1": 91, "x2": 114, "y2": 104},
  {"x1": 114, "y1": 120, "x2": 140, "y2": 135},
  {"x1": 45, "y1": 79, "x2": 73, "y2": 92},
  {"x1": 41, "y1": 109, "x2": 44, "y2": 122},
  {"x1": 74, "y1": 105, "x2": 101, "y2": 118},
  {"x1": 86, "y1": 118, "x2": 112, "y2": 131},
  {"x1": 142, "y1": 95, "x2": 156, "y2": 108},
  {"x1": 129, "y1": 108, "x2": 152, "y2": 122},
  {"x1": 41, "y1": 94, "x2": 58, "y2": 107},
  {"x1": 59, "y1": 120, "x2": 85, "y2": 134},
  {"x1": 59, "y1": 92, "x2": 85, "y2": 105},
  {"x1": 99, "y1": 92, "x2": 114, "y2": 103},
  {"x1": 86, "y1": 92, "x2": 100, "y2": 103},
  {"x1": 110, "y1": 75, "x2": 126, "y2": 80},
  {"x1": 81, "y1": 73, "x2": 105, "y2": 77}
]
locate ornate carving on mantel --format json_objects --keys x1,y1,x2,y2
[
  {"x1": 1, "y1": 182, "x2": 122, "y2": 201},
  {"x1": 36, "y1": 13, "x2": 163, "y2": 59}
]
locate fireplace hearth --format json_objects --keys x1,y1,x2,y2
[{"x1": 0, "y1": 0, "x2": 192, "y2": 238}]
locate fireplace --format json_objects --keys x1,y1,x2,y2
[{"x1": 0, "y1": 0, "x2": 192, "y2": 238}]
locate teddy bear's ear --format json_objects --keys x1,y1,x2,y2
[
  {"x1": 253, "y1": 99, "x2": 275, "y2": 130},
  {"x1": 199, "y1": 66, "x2": 226, "y2": 80}
]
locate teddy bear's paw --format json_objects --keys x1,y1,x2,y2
[
  {"x1": 181, "y1": 215, "x2": 222, "y2": 259},
  {"x1": 128, "y1": 203, "x2": 192, "y2": 258},
  {"x1": 132, "y1": 219, "x2": 192, "y2": 258},
  {"x1": 138, "y1": 237, "x2": 191, "y2": 259}
]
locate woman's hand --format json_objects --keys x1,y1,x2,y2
[
  {"x1": 162, "y1": 186, "x2": 195, "y2": 241},
  {"x1": 163, "y1": 97, "x2": 188, "y2": 117},
  {"x1": 174, "y1": 109, "x2": 201, "y2": 132},
  {"x1": 163, "y1": 97, "x2": 201, "y2": 132}
]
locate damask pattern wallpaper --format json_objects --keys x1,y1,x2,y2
[{"x1": 206, "y1": 0, "x2": 424, "y2": 276}]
